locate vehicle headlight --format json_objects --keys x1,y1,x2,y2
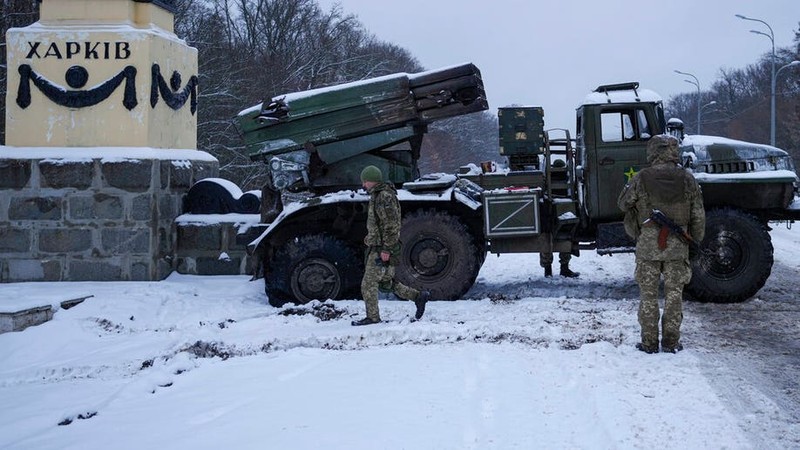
[{"x1": 770, "y1": 155, "x2": 795, "y2": 171}]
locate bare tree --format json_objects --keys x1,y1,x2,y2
[
  {"x1": 666, "y1": 24, "x2": 800, "y2": 168},
  {"x1": 183, "y1": 0, "x2": 430, "y2": 188},
  {"x1": 420, "y1": 112, "x2": 499, "y2": 174}
]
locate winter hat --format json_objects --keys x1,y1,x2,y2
[
  {"x1": 360, "y1": 165, "x2": 383, "y2": 183},
  {"x1": 646, "y1": 134, "x2": 680, "y2": 164}
]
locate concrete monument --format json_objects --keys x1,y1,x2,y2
[{"x1": 0, "y1": 0, "x2": 219, "y2": 282}]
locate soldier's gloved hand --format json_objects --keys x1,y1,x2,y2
[{"x1": 380, "y1": 251, "x2": 391, "y2": 263}]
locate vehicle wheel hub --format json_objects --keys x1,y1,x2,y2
[
  {"x1": 409, "y1": 237, "x2": 449, "y2": 276},
  {"x1": 291, "y1": 258, "x2": 339, "y2": 301},
  {"x1": 706, "y1": 231, "x2": 744, "y2": 278}
]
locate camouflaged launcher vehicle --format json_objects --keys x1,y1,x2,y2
[{"x1": 237, "y1": 68, "x2": 800, "y2": 306}]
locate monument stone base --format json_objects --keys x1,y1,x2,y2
[{"x1": 0, "y1": 147, "x2": 218, "y2": 282}]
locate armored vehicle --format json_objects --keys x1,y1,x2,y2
[{"x1": 238, "y1": 67, "x2": 800, "y2": 306}]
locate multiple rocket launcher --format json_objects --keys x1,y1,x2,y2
[{"x1": 238, "y1": 63, "x2": 489, "y2": 164}]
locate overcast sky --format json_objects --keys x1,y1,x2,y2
[{"x1": 319, "y1": 0, "x2": 799, "y2": 133}]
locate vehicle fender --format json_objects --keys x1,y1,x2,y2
[
  {"x1": 247, "y1": 184, "x2": 479, "y2": 257},
  {"x1": 247, "y1": 190, "x2": 368, "y2": 257}
]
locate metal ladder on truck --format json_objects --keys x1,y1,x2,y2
[{"x1": 543, "y1": 129, "x2": 580, "y2": 242}]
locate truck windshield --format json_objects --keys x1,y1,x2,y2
[
  {"x1": 601, "y1": 111, "x2": 635, "y2": 142},
  {"x1": 637, "y1": 110, "x2": 651, "y2": 139},
  {"x1": 655, "y1": 103, "x2": 666, "y2": 134},
  {"x1": 600, "y1": 108, "x2": 653, "y2": 142}
]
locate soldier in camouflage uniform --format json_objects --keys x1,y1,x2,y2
[
  {"x1": 352, "y1": 165, "x2": 430, "y2": 326},
  {"x1": 617, "y1": 135, "x2": 705, "y2": 353}
]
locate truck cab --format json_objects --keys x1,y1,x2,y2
[
  {"x1": 573, "y1": 82, "x2": 800, "y2": 303},
  {"x1": 576, "y1": 82, "x2": 666, "y2": 223}
]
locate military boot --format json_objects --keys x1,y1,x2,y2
[
  {"x1": 544, "y1": 265, "x2": 553, "y2": 277},
  {"x1": 351, "y1": 317, "x2": 381, "y2": 326},
  {"x1": 560, "y1": 264, "x2": 580, "y2": 278},
  {"x1": 635, "y1": 342, "x2": 658, "y2": 354},
  {"x1": 661, "y1": 343, "x2": 684, "y2": 354}
]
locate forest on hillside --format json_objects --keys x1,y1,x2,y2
[{"x1": 1, "y1": 0, "x2": 799, "y2": 188}]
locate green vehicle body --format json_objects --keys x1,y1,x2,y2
[
  {"x1": 240, "y1": 70, "x2": 800, "y2": 306},
  {"x1": 239, "y1": 64, "x2": 487, "y2": 195}
]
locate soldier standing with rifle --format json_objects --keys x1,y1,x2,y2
[
  {"x1": 352, "y1": 165, "x2": 430, "y2": 326},
  {"x1": 617, "y1": 135, "x2": 705, "y2": 353}
]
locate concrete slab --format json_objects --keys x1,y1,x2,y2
[
  {"x1": 0, "y1": 306, "x2": 53, "y2": 333},
  {"x1": 0, "y1": 293, "x2": 92, "y2": 314},
  {"x1": 0, "y1": 295, "x2": 92, "y2": 334}
]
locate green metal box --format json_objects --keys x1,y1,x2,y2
[
  {"x1": 498, "y1": 106, "x2": 545, "y2": 156},
  {"x1": 483, "y1": 187, "x2": 541, "y2": 237}
]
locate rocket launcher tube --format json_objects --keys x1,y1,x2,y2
[{"x1": 239, "y1": 63, "x2": 488, "y2": 161}]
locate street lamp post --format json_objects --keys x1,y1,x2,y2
[
  {"x1": 674, "y1": 69, "x2": 701, "y2": 134},
  {"x1": 698, "y1": 101, "x2": 717, "y2": 134},
  {"x1": 736, "y1": 14, "x2": 777, "y2": 145},
  {"x1": 775, "y1": 60, "x2": 800, "y2": 136},
  {"x1": 776, "y1": 60, "x2": 800, "y2": 80}
]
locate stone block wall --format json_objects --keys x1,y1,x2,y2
[
  {"x1": 175, "y1": 217, "x2": 266, "y2": 276},
  {"x1": 0, "y1": 153, "x2": 218, "y2": 282}
]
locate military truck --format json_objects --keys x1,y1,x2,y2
[{"x1": 238, "y1": 65, "x2": 800, "y2": 306}]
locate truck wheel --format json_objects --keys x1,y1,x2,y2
[
  {"x1": 686, "y1": 208, "x2": 773, "y2": 303},
  {"x1": 265, "y1": 234, "x2": 362, "y2": 306},
  {"x1": 396, "y1": 210, "x2": 481, "y2": 300}
]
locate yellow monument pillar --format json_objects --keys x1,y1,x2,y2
[
  {"x1": 5, "y1": 0, "x2": 197, "y2": 149},
  {"x1": 1, "y1": 0, "x2": 219, "y2": 283}
]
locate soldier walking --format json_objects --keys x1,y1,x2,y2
[
  {"x1": 617, "y1": 135, "x2": 705, "y2": 353},
  {"x1": 352, "y1": 165, "x2": 430, "y2": 326}
]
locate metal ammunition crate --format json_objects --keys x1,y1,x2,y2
[
  {"x1": 483, "y1": 187, "x2": 541, "y2": 237},
  {"x1": 498, "y1": 106, "x2": 545, "y2": 156}
]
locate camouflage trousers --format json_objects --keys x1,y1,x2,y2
[
  {"x1": 361, "y1": 249, "x2": 419, "y2": 321},
  {"x1": 635, "y1": 259, "x2": 692, "y2": 349},
  {"x1": 539, "y1": 252, "x2": 571, "y2": 267}
]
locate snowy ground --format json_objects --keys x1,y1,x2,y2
[{"x1": 1, "y1": 228, "x2": 799, "y2": 450}]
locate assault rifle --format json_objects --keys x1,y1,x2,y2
[{"x1": 645, "y1": 209, "x2": 709, "y2": 256}]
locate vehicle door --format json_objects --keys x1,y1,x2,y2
[{"x1": 592, "y1": 106, "x2": 652, "y2": 221}]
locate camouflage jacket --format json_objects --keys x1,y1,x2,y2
[
  {"x1": 617, "y1": 162, "x2": 705, "y2": 261},
  {"x1": 364, "y1": 182, "x2": 401, "y2": 254}
]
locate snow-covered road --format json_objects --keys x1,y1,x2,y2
[
  {"x1": 686, "y1": 225, "x2": 800, "y2": 445},
  {"x1": 0, "y1": 228, "x2": 798, "y2": 449}
]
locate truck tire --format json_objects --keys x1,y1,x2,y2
[
  {"x1": 265, "y1": 234, "x2": 362, "y2": 306},
  {"x1": 686, "y1": 208, "x2": 773, "y2": 303},
  {"x1": 396, "y1": 210, "x2": 481, "y2": 300}
]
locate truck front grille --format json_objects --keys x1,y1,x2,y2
[{"x1": 701, "y1": 161, "x2": 754, "y2": 174}]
